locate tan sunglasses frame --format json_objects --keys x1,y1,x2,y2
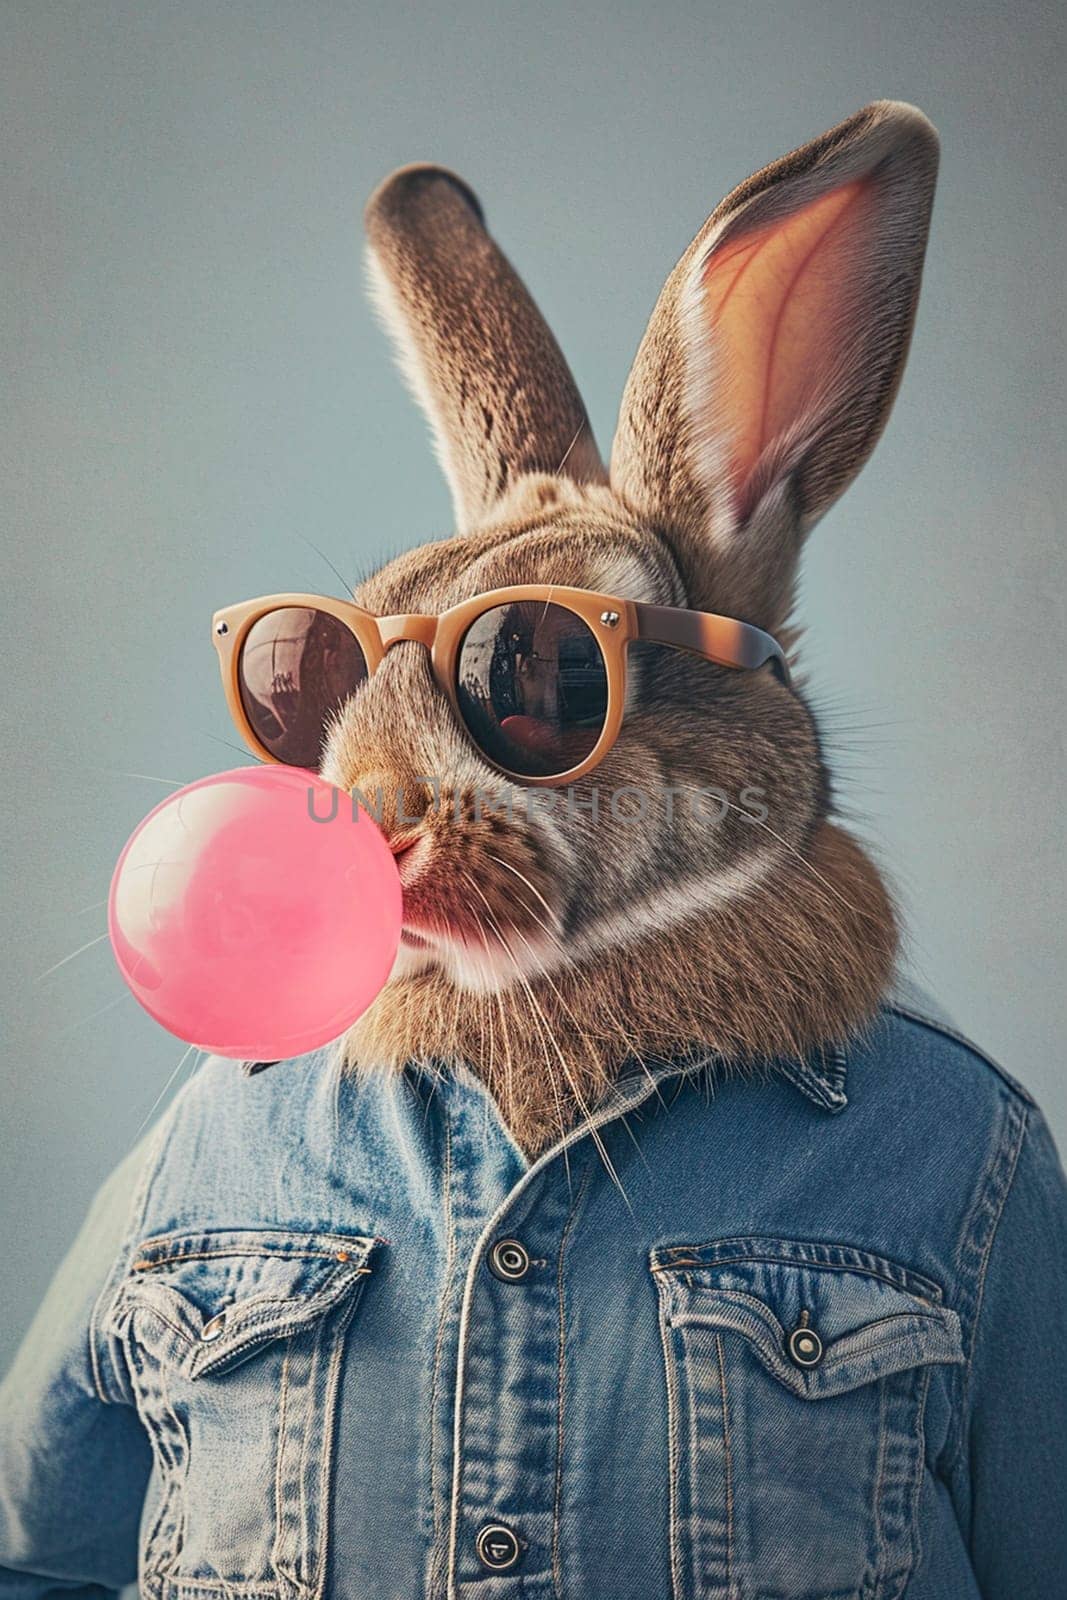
[{"x1": 212, "y1": 585, "x2": 790, "y2": 787}]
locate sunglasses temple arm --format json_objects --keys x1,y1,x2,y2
[{"x1": 633, "y1": 604, "x2": 791, "y2": 687}]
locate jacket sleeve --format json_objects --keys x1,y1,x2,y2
[
  {"x1": 956, "y1": 1101, "x2": 1067, "y2": 1597},
  {"x1": 0, "y1": 1139, "x2": 155, "y2": 1598}
]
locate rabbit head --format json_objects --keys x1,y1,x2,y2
[{"x1": 325, "y1": 102, "x2": 938, "y2": 1152}]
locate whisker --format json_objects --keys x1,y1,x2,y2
[
  {"x1": 464, "y1": 875, "x2": 626, "y2": 1203},
  {"x1": 720, "y1": 800, "x2": 863, "y2": 918},
  {"x1": 488, "y1": 880, "x2": 663, "y2": 1091},
  {"x1": 53, "y1": 990, "x2": 132, "y2": 1035},
  {"x1": 460, "y1": 888, "x2": 521, "y2": 1130},
  {"x1": 104, "y1": 770, "x2": 187, "y2": 788},
  {"x1": 501, "y1": 899, "x2": 666, "y2": 1124},
  {"x1": 330, "y1": 1041, "x2": 345, "y2": 1149},
  {"x1": 500, "y1": 911, "x2": 653, "y2": 1183},
  {"x1": 300, "y1": 532, "x2": 356, "y2": 598},
  {"x1": 485, "y1": 855, "x2": 564, "y2": 931},
  {"x1": 488, "y1": 878, "x2": 710, "y2": 1116},
  {"x1": 132, "y1": 1042, "x2": 201, "y2": 1141},
  {"x1": 554, "y1": 420, "x2": 585, "y2": 476},
  {"x1": 459, "y1": 875, "x2": 562, "y2": 1140},
  {"x1": 37, "y1": 932, "x2": 109, "y2": 982},
  {"x1": 195, "y1": 730, "x2": 261, "y2": 762}
]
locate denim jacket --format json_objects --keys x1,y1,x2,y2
[{"x1": 1, "y1": 985, "x2": 1065, "y2": 1600}]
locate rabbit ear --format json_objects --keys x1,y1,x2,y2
[
  {"x1": 365, "y1": 164, "x2": 605, "y2": 531},
  {"x1": 610, "y1": 102, "x2": 939, "y2": 620}
]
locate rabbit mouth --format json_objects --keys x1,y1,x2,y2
[
  {"x1": 376, "y1": 808, "x2": 569, "y2": 992},
  {"x1": 393, "y1": 906, "x2": 563, "y2": 993}
]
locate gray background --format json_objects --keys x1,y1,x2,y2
[{"x1": 2, "y1": 0, "x2": 1064, "y2": 1370}]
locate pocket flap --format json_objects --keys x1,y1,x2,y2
[
  {"x1": 651, "y1": 1235, "x2": 964, "y2": 1400},
  {"x1": 109, "y1": 1226, "x2": 379, "y2": 1379}
]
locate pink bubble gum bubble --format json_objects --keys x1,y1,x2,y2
[{"x1": 108, "y1": 767, "x2": 403, "y2": 1060}]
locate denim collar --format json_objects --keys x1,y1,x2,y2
[
  {"x1": 605, "y1": 1035, "x2": 851, "y2": 1121},
  {"x1": 243, "y1": 1037, "x2": 853, "y2": 1115},
  {"x1": 775, "y1": 1043, "x2": 850, "y2": 1114},
  {"x1": 770, "y1": 975, "x2": 962, "y2": 1118}
]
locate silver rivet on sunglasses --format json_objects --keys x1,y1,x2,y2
[{"x1": 599, "y1": 610, "x2": 620, "y2": 628}]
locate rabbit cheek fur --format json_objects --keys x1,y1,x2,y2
[{"x1": 324, "y1": 101, "x2": 936, "y2": 1156}]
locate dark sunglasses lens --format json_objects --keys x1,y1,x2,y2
[
  {"x1": 237, "y1": 607, "x2": 368, "y2": 768},
  {"x1": 456, "y1": 601, "x2": 609, "y2": 777}
]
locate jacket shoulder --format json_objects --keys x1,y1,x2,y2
[
  {"x1": 165, "y1": 1047, "x2": 338, "y2": 1126},
  {"x1": 879, "y1": 988, "x2": 1036, "y2": 1109},
  {"x1": 132, "y1": 1047, "x2": 349, "y2": 1232}
]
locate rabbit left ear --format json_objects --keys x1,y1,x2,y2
[{"x1": 611, "y1": 101, "x2": 939, "y2": 621}]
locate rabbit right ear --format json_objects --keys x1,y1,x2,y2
[
  {"x1": 610, "y1": 102, "x2": 939, "y2": 624},
  {"x1": 365, "y1": 165, "x2": 604, "y2": 533}
]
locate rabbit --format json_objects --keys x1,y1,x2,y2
[
  {"x1": 8, "y1": 100, "x2": 1067, "y2": 1600},
  {"x1": 319, "y1": 100, "x2": 937, "y2": 1155}
]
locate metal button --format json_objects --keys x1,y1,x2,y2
[
  {"x1": 487, "y1": 1238, "x2": 531, "y2": 1282},
  {"x1": 787, "y1": 1310, "x2": 824, "y2": 1368},
  {"x1": 200, "y1": 1313, "x2": 227, "y2": 1342},
  {"x1": 475, "y1": 1523, "x2": 523, "y2": 1572}
]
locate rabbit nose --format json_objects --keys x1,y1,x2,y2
[
  {"x1": 390, "y1": 830, "x2": 433, "y2": 887},
  {"x1": 349, "y1": 771, "x2": 437, "y2": 836},
  {"x1": 347, "y1": 775, "x2": 435, "y2": 888}
]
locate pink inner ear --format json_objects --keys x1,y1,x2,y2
[{"x1": 702, "y1": 177, "x2": 873, "y2": 521}]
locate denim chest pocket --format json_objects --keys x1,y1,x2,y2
[
  {"x1": 106, "y1": 1226, "x2": 379, "y2": 1600},
  {"x1": 650, "y1": 1237, "x2": 965, "y2": 1600}
]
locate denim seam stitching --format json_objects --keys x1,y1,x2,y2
[
  {"x1": 315, "y1": 1299, "x2": 358, "y2": 1598},
  {"x1": 135, "y1": 1224, "x2": 375, "y2": 1249},
  {"x1": 552, "y1": 1165, "x2": 592, "y2": 1600},
  {"x1": 675, "y1": 1297, "x2": 948, "y2": 1355},
  {"x1": 714, "y1": 1332, "x2": 734, "y2": 1594},
  {"x1": 125, "y1": 1273, "x2": 367, "y2": 1371},
  {"x1": 271, "y1": 1337, "x2": 293, "y2": 1588},
  {"x1": 427, "y1": 1111, "x2": 454, "y2": 1587},
  {"x1": 675, "y1": 1297, "x2": 958, "y2": 1397},
  {"x1": 89, "y1": 1115, "x2": 174, "y2": 1405},
  {"x1": 907, "y1": 1365, "x2": 933, "y2": 1596},
  {"x1": 134, "y1": 1275, "x2": 355, "y2": 1323},
  {"x1": 159, "y1": 1359, "x2": 189, "y2": 1580},
  {"x1": 133, "y1": 1246, "x2": 370, "y2": 1267},
  {"x1": 652, "y1": 1240, "x2": 944, "y2": 1303},
  {"x1": 869, "y1": 1374, "x2": 890, "y2": 1598},
  {"x1": 657, "y1": 1281, "x2": 684, "y2": 1600},
  {"x1": 129, "y1": 1302, "x2": 191, "y2": 1347},
  {"x1": 883, "y1": 1007, "x2": 1036, "y2": 1107},
  {"x1": 944, "y1": 1099, "x2": 1029, "y2": 1477},
  {"x1": 818, "y1": 1311, "x2": 957, "y2": 1366},
  {"x1": 298, "y1": 1326, "x2": 314, "y2": 1592},
  {"x1": 161, "y1": 1584, "x2": 277, "y2": 1597},
  {"x1": 128, "y1": 1335, "x2": 175, "y2": 1591}
]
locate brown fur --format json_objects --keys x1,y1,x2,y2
[
  {"x1": 349, "y1": 820, "x2": 897, "y2": 1154},
  {"x1": 321, "y1": 103, "x2": 938, "y2": 1155},
  {"x1": 364, "y1": 164, "x2": 605, "y2": 531}
]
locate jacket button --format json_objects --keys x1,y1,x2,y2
[
  {"x1": 487, "y1": 1238, "x2": 531, "y2": 1282},
  {"x1": 787, "y1": 1312, "x2": 824, "y2": 1368},
  {"x1": 475, "y1": 1523, "x2": 523, "y2": 1571},
  {"x1": 200, "y1": 1313, "x2": 227, "y2": 1342}
]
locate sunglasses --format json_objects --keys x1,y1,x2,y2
[{"x1": 212, "y1": 585, "x2": 790, "y2": 787}]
